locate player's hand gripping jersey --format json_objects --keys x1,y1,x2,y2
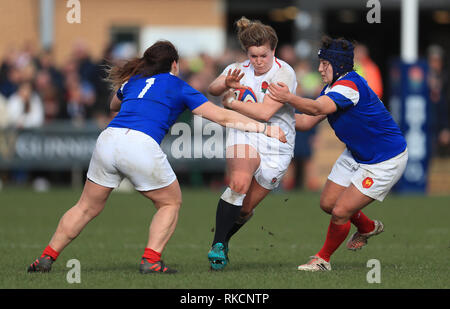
[
  {"x1": 321, "y1": 71, "x2": 407, "y2": 164},
  {"x1": 108, "y1": 73, "x2": 208, "y2": 144}
]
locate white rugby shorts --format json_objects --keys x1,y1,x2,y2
[
  {"x1": 87, "y1": 127, "x2": 176, "y2": 191},
  {"x1": 226, "y1": 128, "x2": 293, "y2": 190},
  {"x1": 328, "y1": 148, "x2": 408, "y2": 201}
]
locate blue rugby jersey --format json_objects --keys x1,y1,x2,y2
[
  {"x1": 108, "y1": 73, "x2": 208, "y2": 144},
  {"x1": 320, "y1": 71, "x2": 407, "y2": 164}
]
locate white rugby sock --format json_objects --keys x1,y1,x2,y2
[{"x1": 220, "y1": 187, "x2": 246, "y2": 206}]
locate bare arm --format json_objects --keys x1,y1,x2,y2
[
  {"x1": 208, "y1": 68, "x2": 245, "y2": 96},
  {"x1": 295, "y1": 114, "x2": 326, "y2": 131},
  {"x1": 268, "y1": 82, "x2": 337, "y2": 116},
  {"x1": 110, "y1": 94, "x2": 122, "y2": 112},
  {"x1": 192, "y1": 101, "x2": 286, "y2": 143},
  {"x1": 222, "y1": 90, "x2": 284, "y2": 122},
  {"x1": 208, "y1": 75, "x2": 228, "y2": 96}
]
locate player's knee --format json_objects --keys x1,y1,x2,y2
[
  {"x1": 166, "y1": 188, "x2": 182, "y2": 210},
  {"x1": 229, "y1": 178, "x2": 250, "y2": 195},
  {"x1": 331, "y1": 206, "x2": 351, "y2": 222},
  {"x1": 165, "y1": 196, "x2": 182, "y2": 211},
  {"x1": 155, "y1": 200, "x2": 182, "y2": 213},
  {"x1": 174, "y1": 197, "x2": 182, "y2": 210},
  {"x1": 168, "y1": 193, "x2": 183, "y2": 209},
  {"x1": 319, "y1": 197, "x2": 335, "y2": 214}
]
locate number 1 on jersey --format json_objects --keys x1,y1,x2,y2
[{"x1": 138, "y1": 78, "x2": 155, "y2": 98}]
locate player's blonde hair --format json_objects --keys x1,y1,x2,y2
[{"x1": 236, "y1": 17, "x2": 278, "y2": 51}]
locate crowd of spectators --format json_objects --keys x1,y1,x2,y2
[
  {"x1": 0, "y1": 41, "x2": 108, "y2": 129},
  {"x1": 0, "y1": 40, "x2": 251, "y2": 131}
]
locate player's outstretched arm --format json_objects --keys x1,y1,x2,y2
[
  {"x1": 192, "y1": 101, "x2": 286, "y2": 143},
  {"x1": 295, "y1": 114, "x2": 326, "y2": 131},
  {"x1": 268, "y1": 82, "x2": 337, "y2": 116}
]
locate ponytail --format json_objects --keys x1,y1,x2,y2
[{"x1": 106, "y1": 40, "x2": 179, "y2": 90}]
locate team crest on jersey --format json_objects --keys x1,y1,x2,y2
[
  {"x1": 362, "y1": 177, "x2": 374, "y2": 188},
  {"x1": 271, "y1": 177, "x2": 277, "y2": 184},
  {"x1": 261, "y1": 81, "x2": 269, "y2": 93}
]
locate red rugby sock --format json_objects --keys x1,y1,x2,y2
[
  {"x1": 316, "y1": 220, "x2": 351, "y2": 262},
  {"x1": 350, "y1": 211, "x2": 375, "y2": 234},
  {"x1": 41, "y1": 245, "x2": 59, "y2": 261},
  {"x1": 142, "y1": 248, "x2": 161, "y2": 263}
]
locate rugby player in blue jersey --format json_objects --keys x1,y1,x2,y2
[
  {"x1": 268, "y1": 36, "x2": 408, "y2": 271},
  {"x1": 27, "y1": 40, "x2": 286, "y2": 274}
]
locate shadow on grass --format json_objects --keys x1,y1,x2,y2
[{"x1": 74, "y1": 262, "x2": 184, "y2": 274}]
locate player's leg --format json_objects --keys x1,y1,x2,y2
[
  {"x1": 322, "y1": 149, "x2": 377, "y2": 234},
  {"x1": 319, "y1": 179, "x2": 346, "y2": 214},
  {"x1": 109, "y1": 129, "x2": 181, "y2": 274},
  {"x1": 28, "y1": 128, "x2": 124, "y2": 272},
  {"x1": 212, "y1": 144, "x2": 260, "y2": 245},
  {"x1": 298, "y1": 150, "x2": 375, "y2": 272},
  {"x1": 138, "y1": 179, "x2": 181, "y2": 274},
  {"x1": 320, "y1": 179, "x2": 376, "y2": 235},
  {"x1": 346, "y1": 150, "x2": 408, "y2": 250},
  {"x1": 50, "y1": 180, "x2": 113, "y2": 252},
  {"x1": 298, "y1": 184, "x2": 374, "y2": 271},
  {"x1": 281, "y1": 160, "x2": 297, "y2": 190},
  {"x1": 317, "y1": 184, "x2": 374, "y2": 257},
  {"x1": 212, "y1": 150, "x2": 290, "y2": 269},
  {"x1": 28, "y1": 179, "x2": 113, "y2": 272},
  {"x1": 209, "y1": 144, "x2": 260, "y2": 270},
  {"x1": 225, "y1": 177, "x2": 271, "y2": 243}
]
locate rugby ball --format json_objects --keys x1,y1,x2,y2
[{"x1": 234, "y1": 87, "x2": 257, "y2": 103}]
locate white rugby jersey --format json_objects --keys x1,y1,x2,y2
[{"x1": 221, "y1": 57, "x2": 298, "y2": 148}]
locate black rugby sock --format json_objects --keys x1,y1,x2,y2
[
  {"x1": 212, "y1": 199, "x2": 241, "y2": 246},
  {"x1": 225, "y1": 214, "x2": 251, "y2": 244}
]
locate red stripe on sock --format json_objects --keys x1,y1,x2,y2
[
  {"x1": 317, "y1": 220, "x2": 351, "y2": 262},
  {"x1": 350, "y1": 211, "x2": 375, "y2": 234},
  {"x1": 41, "y1": 245, "x2": 59, "y2": 261},
  {"x1": 142, "y1": 248, "x2": 161, "y2": 263}
]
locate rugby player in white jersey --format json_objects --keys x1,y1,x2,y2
[{"x1": 207, "y1": 17, "x2": 298, "y2": 270}]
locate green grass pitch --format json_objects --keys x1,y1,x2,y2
[{"x1": 0, "y1": 187, "x2": 449, "y2": 289}]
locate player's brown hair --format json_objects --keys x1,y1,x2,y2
[
  {"x1": 236, "y1": 16, "x2": 278, "y2": 51},
  {"x1": 107, "y1": 40, "x2": 179, "y2": 90}
]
